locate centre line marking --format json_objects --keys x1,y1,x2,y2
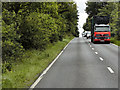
[
  {"x1": 95, "y1": 52, "x2": 98, "y2": 54},
  {"x1": 92, "y1": 48, "x2": 94, "y2": 50},
  {"x1": 99, "y1": 57, "x2": 104, "y2": 61},
  {"x1": 107, "y1": 67, "x2": 114, "y2": 73},
  {"x1": 90, "y1": 45, "x2": 91, "y2": 47}
]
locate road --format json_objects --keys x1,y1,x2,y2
[{"x1": 32, "y1": 37, "x2": 118, "y2": 89}]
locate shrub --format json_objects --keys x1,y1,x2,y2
[
  {"x1": 2, "y1": 21, "x2": 24, "y2": 69},
  {"x1": 20, "y1": 12, "x2": 60, "y2": 49}
]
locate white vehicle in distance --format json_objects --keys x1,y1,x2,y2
[
  {"x1": 82, "y1": 31, "x2": 87, "y2": 37},
  {"x1": 86, "y1": 31, "x2": 91, "y2": 39}
]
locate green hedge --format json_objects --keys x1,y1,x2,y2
[{"x1": 2, "y1": 2, "x2": 79, "y2": 73}]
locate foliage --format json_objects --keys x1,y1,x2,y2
[
  {"x1": 85, "y1": 2, "x2": 107, "y2": 18},
  {"x1": 2, "y1": 21, "x2": 24, "y2": 72},
  {"x1": 2, "y1": 36, "x2": 73, "y2": 88},
  {"x1": 83, "y1": 18, "x2": 91, "y2": 31},
  {"x1": 97, "y1": 2, "x2": 120, "y2": 40},
  {"x1": 84, "y1": 1, "x2": 120, "y2": 41},
  {"x1": 2, "y1": 2, "x2": 79, "y2": 73},
  {"x1": 2, "y1": 21, "x2": 24, "y2": 62},
  {"x1": 20, "y1": 12, "x2": 58, "y2": 49},
  {"x1": 58, "y1": 2, "x2": 79, "y2": 36},
  {"x1": 111, "y1": 37, "x2": 120, "y2": 46},
  {"x1": 83, "y1": 2, "x2": 107, "y2": 31}
]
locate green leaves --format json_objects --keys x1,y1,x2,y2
[
  {"x1": 2, "y1": 2, "x2": 79, "y2": 70},
  {"x1": 84, "y1": 1, "x2": 120, "y2": 40},
  {"x1": 84, "y1": 2, "x2": 108, "y2": 31},
  {"x1": 85, "y1": 2, "x2": 107, "y2": 18},
  {"x1": 2, "y1": 20, "x2": 24, "y2": 63},
  {"x1": 23, "y1": 12, "x2": 58, "y2": 49}
]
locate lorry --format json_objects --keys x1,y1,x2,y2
[{"x1": 91, "y1": 16, "x2": 111, "y2": 43}]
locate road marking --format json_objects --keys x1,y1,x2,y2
[
  {"x1": 90, "y1": 45, "x2": 92, "y2": 47},
  {"x1": 95, "y1": 52, "x2": 98, "y2": 54},
  {"x1": 99, "y1": 57, "x2": 104, "y2": 61},
  {"x1": 29, "y1": 38, "x2": 73, "y2": 89},
  {"x1": 107, "y1": 67, "x2": 114, "y2": 73},
  {"x1": 63, "y1": 43, "x2": 69, "y2": 50},
  {"x1": 92, "y1": 48, "x2": 94, "y2": 50},
  {"x1": 111, "y1": 43, "x2": 118, "y2": 47}
]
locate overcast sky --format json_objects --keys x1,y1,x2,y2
[{"x1": 74, "y1": 0, "x2": 88, "y2": 36}]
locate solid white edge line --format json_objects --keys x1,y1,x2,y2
[
  {"x1": 95, "y1": 52, "x2": 98, "y2": 54},
  {"x1": 107, "y1": 67, "x2": 114, "y2": 73},
  {"x1": 63, "y1": 43, "x2": 69, "y2": 50},
  {"x1": 29, "y1": 38, "x2": 73, "y2": 89},
  {"x1": 99, "y1": 57, "x2": 104, "y2": 61},
  {"x1": 111, "y1": 43, "x2": 118, "y2": 47}
]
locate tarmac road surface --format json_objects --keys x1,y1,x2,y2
[{"x1": 32, "y1": 37, "x2": 118, "y2": 89}]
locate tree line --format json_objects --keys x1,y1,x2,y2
[
  {"x1": 83, "y1": 1, "x2": 120, "y2": 40},
  {"x1": 2, "y1": 2, "x2": 79, "y2": 72}
]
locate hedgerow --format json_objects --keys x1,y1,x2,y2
[{"x1": 2, "y1": 2, "x2": 79, "y2": 72}]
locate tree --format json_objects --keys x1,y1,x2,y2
[
  {"x1": 85, "y1": 2, "x2": 107, "y2": 18},
  {"x1": 84, "y1": 2, "x2": 107, "y2": 31},
  {"x1": 2, "y1": 2, "x2": 79, "y2": 71}
]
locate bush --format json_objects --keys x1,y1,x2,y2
[
  {"x1": 2, "y1": 2, "x2": 79, "y2": 74},
  {"x1": 2, "y1": 21, "x2": 24, "y2": 67},
  {"x1": 2, "y1": 78, "x2": 13, "y2": 88},
  {"x1": 2, "y1": 40, "x2": 24, "y2": 62},
  {"x1": 20, "y1": 12, "x2": 60, "y2": 49}
]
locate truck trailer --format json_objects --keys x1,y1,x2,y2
[{"x1": 91, "y1": 16, "x2": 111, "y2": 43}]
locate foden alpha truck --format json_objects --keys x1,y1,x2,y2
[{"x1": 91, "y1": 16, "x2": 111, "y2": 43}]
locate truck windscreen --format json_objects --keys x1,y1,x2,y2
[{"x1": 95, "y1": 26, "x2": 110, "y2": 32}]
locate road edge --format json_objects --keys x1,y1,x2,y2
[
  {"x1": 111, "y1": 43, "x2": 119, "y2": 47},
  {"x1": 29, "y1": 38, "x2": 74, "y2": 89}
]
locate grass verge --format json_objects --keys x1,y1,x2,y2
[
  {"x1": 110, "y1": 37, "x2": 120, "y2": 46},
  {"x1": 2, "y1": 36, "x2": 74, "y2": 88}
]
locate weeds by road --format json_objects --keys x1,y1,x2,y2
[
  {"x1": 111, "y1": 37, "x2": 120, "y2": 46},
  {"x1": 2, "y1": 36, "x2": 73, "y2": 88}
]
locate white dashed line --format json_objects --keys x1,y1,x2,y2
[
  {"x1": 107, "y1": 67, "x2": 114, "y2": 73},
  {"x1": 95, "y1": 52, "x2": 98, "y2": 54},
  {"x1": 92, "y1": 48, "x2": 94, "y2": 50},
  {"x1": 99, "y1": 57, "x2": 104, "y2": 61},
  {"x1": 90, "y1": 45, "x2": 92, "y2": 47}
]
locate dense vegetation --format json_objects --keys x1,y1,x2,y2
[
  {"x1": 83, "y1": 1, "x2": 120, "y2": 41},
  {"x1": 2, "y1": 36, "x2": 73, "y2": 88},
  {"x1": 2, "y1": 2, "x2": 79, "y2": 73}
]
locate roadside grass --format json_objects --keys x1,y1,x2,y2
[
  {"x1": 2, "y1": 36, "x2": 74, "y2": 88},
  {"x1": 111, "y1": 37, "x2": 120, "y2": 46}
]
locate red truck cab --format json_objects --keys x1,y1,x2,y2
[
  {"x1": 93, "y1": 24, "x2": 111, "y2": 43},
  {"x1": 91, "y1": 16, "x2": 111, "y2": 44}
]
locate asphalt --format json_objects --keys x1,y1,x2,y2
[{"x1": 33, "y1": 37, "x2": 118, "y2": 88}]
